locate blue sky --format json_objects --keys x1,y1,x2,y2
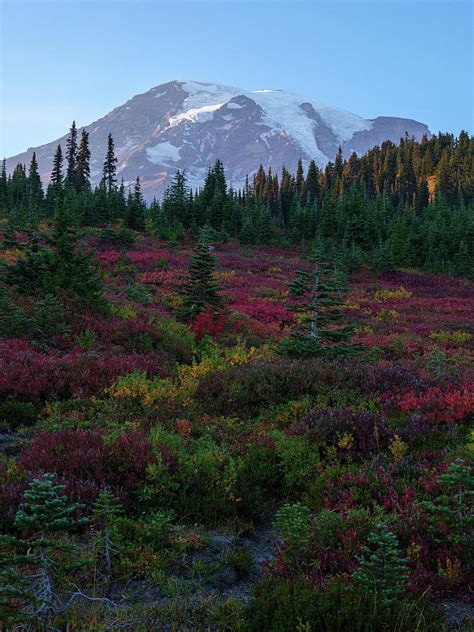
[{"x1": 1, "y1": 0, "x2": 472, "y2": 157}]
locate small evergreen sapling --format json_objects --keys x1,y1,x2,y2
[
  {"x1": 0, "y1": 535, "x2": 36, "y2": 625},
  {"x1": 352, "y1": 524, "x2": 409, "y2": 609},
  {"x1": 420, "y1": 459, "x2": 473, "y2": 546},
  {"x1": 180, "y1": 241, "x2": 223, "y2": 320},
  {"x1": 13, "y1": 473, "x2": 86, "y2": 618},
  {"x1": 91, "y1": 490, "x2": 123, "y2": 579},
  {"x1": 279, "y1": 247, "x2": 357, "y2": 358},
  {"x1": 275, "y1": 503, "x2": 313, "y2": 557}
]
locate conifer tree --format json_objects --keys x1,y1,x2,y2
[
  {"x1": 124, "y1": 178, "x2": 145, "y2": 230},
  {"x1": 279, "y1": 247, "x2": 357, "y2": 357},
  {"x1": 65, "y1": 121, "x2": 78, "y2": 189},
  {"x1": 76, "y1": 129, "x2": 91, "y2": 193},
  {"x1": 352, "y1": 525, "x2": 409, "y2": 609},
  {"x1": 0, "y1": 534, "x2": 36, "y2": 625},
  {"x1": 258, "y1": 208, "x2": 273, "y2": 244},
  {"x1": 295, "y1": 158, "x2": 305, "y2": 197},
  {"x1": 27, "y1": 152, "x2": 44, "y2": 219},
  {"x1": 180, "y1": 241, "x2": 222, "y2": 320},
  {"x1": 102, "y1": 133, "x2": 117, "y2": 193},
  {"x1": 10, "y1": 474, "x2": 86, "y2": 619},
  {"x1": 50, "y1": 203, "x2": 106, "y2": 309},
  {"x1": 373, "y1": 241, "x2": 395, "y2": 273},
  {"x1": 91, "y1": 490, "x2": 123, "y2": 579},
  {"x1": 51, "y1": 145, "x2": 64, "y2": 188},
  {"x1": 162, "y1": 170, "x2": 189, "y2": 226},
  {"x1": 0, "y1": 158, "x2": 8, "y2": 213}
]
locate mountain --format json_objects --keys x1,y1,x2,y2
[{"x1": 5, "y1": 80, "x2": 431, "y2": 200}]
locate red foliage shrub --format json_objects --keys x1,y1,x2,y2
[
  {"x1": 0, "y1": 339, "x2": 164, "y2": 400},
  {"x1": 229, "y1": 299, "x2": 293, "y2": 327},
  {"x1": 191, "y1": 309, "x2": 227, "y2": 341},
  {"x1": 175, "y1": 419, "x2": 192, "y2": 436},
  {"x1": 395, "y1": 384, "x2": 474, "y2": 423},
  {"x1": 18, "y1": 427, "x2": 155, "y2": 506}
]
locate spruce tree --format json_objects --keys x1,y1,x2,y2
[
  {"x1": 279, "y1": 247, "x2": 357, "y2": 358},
  {"x1": 51, "y1": 144, "x2": 63, "y2": 188},
  {"x1": 239, "y1": 217, "x2": 258, "y2": 245},
  {"x1": 91, "y1": 490, "x2": 123, "y2": 579},
  {"x1": 0, "y1": 158, "x2": 7, "y2": 214},
  {"x1": 352, "y1": 525, "x2": 409, "y2": 609},
  {"x1": 373, "y1": 241, "x2": 395, "y2": 273},
  {"x1": 124, "y1": 178, "x2": 145, "y2": 230},
  {"x1": 48, "y1": 145, "x2": 64, "y2": 214},
  {"x1": 0, "y1": 534, "x2": 36, "y2": 625},
  {"x1": 50, "y1": 203, "x2": 106, "y2": 310},
  {"x1": 295, "y1": 158, "x2": 304, "y2": 197},
  {"x1": 27, "y1": 152, "x2": 44, "y2": 216},
  {"x1": 65, "y1": 121, "x2": 78, "y2": 190},
  {"x1": 258, "y1": 208, "x2": 273, "y2": 244},
  {"x1": 11, "y1": 474, "x2": 86, "y2": 618},
  {"x1": 76, "y1": 129, "x2": 91, "y2": 193},
  {"x1": 180, "y1": 241, "x2": 222, "y2": 320},
  {"x1": 162, "y1": 169, "x2": 190, "y2": 227},
  {"x1": 102, "y1": 133, "x2": 117, "y2": 193}
]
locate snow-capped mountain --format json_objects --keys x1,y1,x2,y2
[{"x1": 5, "y1": 80, "x2": 430, "y2": 199}]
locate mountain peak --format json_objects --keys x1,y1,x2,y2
[{"x1": 5, "y1": 80, "x2": 430, "y2": 200}]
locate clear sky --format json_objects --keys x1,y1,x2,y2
[{"x1": 1, "y1": 0, "x2": 472, "y2": 157}]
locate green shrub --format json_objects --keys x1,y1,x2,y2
[
  {"x1": 221, "y1": 547, "x2": 253, "y2": 579},
  {"x1": 0, "y1": 399, "x2": 37, "y2": 429},
  {"x1": 275, "y1": 503, "x2": 313, "y2": 555},
  {"x1": 147, "y1": 509, "x2": 176, "y2": 546},
  {"x1": 236, "y1": 445, "x2": 282, "y2": 517},
  {"x1": 195, "y1": 359, "x2": 346, "y2": 418},
  {"x1": 126, "y1": 283, "x2": 153, "y2": 305},
  {"x1": 352, "y1": 525, "x2": 409, "y2": 609},
  {"x1": 271, "y1": 430, "x2": 319, "y2": 494},
  {"x1": 156, "y1": 318, "x2": 195, "y2": 364},
  {"x1": 75, "y1": 329, "x2": 97, "y2": 350},
  {"x1": 244, "y1": 576, "x2": 445, "y2": 632}
]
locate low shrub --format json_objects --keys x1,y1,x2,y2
[
  {"x1": 288, "y1": 408, "x2": 393, "y2": 461},
  {"x1": 17, "y1": 427, "x2": 155, "y2": 507},
  {"x1": 244, "y1": 576, "x2": 443, "y2": 632}
]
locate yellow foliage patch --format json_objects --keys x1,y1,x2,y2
[
  {"x1": 373, "y1": 287, "x2": 412, "y2": 302},
  {"x1": 429, "y1": 330, "x2": 471, "y2": 346},
  {"x1": 106, "y1": 340, "x2": 273, "y2": 408}
]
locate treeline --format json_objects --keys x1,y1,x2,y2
[{"x1": 1, "y1": 124, "x2": 473, "y2": 277}]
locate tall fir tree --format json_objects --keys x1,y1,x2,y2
[
  {"x1": 124, "y1": 177, "x2": 145, "y2": 230},
  {"x1": 0, "y1": 158, "x2": 7, "y2": 213},
  {"x1": 50, "y1": 144, "x2": 63, "y2": 188},
  {"x1": 65, "y1": 121, "x2": 78, "y2": 190},
  {"x1": 27, "y1": 152, "x2": 43, "y2": 213},
  {"x1": 76, "y1": 129, "x2": 91, "y2": 193},
  {"x1": 102, "y1": 133, "x2": 118, "y2": 193}
]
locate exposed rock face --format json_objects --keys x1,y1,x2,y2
[{"x1": 5, "y1": 80, "x2": 430, "y2": 200}]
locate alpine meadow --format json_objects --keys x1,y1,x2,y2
[{"x1": 0, "y1": 1, "x2": 473, "y2": 630}]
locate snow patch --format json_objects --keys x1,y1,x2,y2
[
  {"x1": 163, "y1": 81, "x2": 371, "y2": 164},
  {"x1": 169, "y1": 102, "x2": 227, "y2": 127},
  {"x1": 166, "y1": 81, "x2": 241, "y2": 129},
  {"x1": 146, "y1": 141, "x2": 181, "y2": 166}
]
